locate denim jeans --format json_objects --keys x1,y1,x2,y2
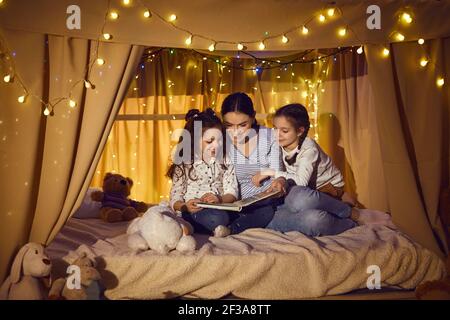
[
  {"x1": 182, "y1": 197, "x2": 279, "y2": 235},
  {"x1": 266, "y1": 186, "x2": 356, "y2": 236}
]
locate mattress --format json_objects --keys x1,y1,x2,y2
[{"x1": 46, "y1": 218, "x2": 446, "y2": 300}]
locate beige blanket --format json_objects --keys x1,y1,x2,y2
[{"x1": 47, "y1": 219, "x2": 446, "y2": 300}]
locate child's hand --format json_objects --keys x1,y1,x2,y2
[
  {"x1": 186, "y1": 199, "x2": 203, "y2": 213},
  {"x1": 252, "y1": 173, "x2": 270, "y2": 187},
  {"x1": 200, "y1": 193, "x2": 220, "y2": 204}
]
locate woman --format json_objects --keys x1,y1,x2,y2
[{"x1": 220, "y1": 92, "x2": 287, "y2": 231}]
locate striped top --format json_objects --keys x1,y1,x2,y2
[{"x1": 227, "y1": 126, "x2": 283, "y2": 198}]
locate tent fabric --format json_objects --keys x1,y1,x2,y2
[
  {"x1": 0, "y1": 0, "x2": 448, "y2": 286},
  {"x1": 0, "y1": 27, "x2": 144, "y2": 282},
  {"x1": 0, "y1": 0, "x2": 450, "y2": 50}
]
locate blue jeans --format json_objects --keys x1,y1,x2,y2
[
  {"x1": 182, "y1": 198, "x2": 278, "y2": 235},
  {"x1": 266, "y1": 186, "x2": 356, "y2": 236}
]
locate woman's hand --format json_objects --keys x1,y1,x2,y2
[
  {"x1": 186, "y1": 199, "x2": 203, "y2": 213},
  {"x1": 265, "y1": 177, "x2": 287, "y2": 197},
  {"x1": 252, "y1": 173, "x2": 270, "y2": 187},
  {"x1": 200, "y1": 193, "x2": 221, "y2": 204}
]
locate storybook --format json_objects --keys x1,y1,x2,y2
[{"x1": 196, "y1": 189, "x2": 280, "y2": 212}]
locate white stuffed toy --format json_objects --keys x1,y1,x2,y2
[
  {"x1": 127, "y1": 203, "x2": 196, "y2": 254},
  {"x1": 0, "y1": 243, "x2": 52, "y2": 300}
]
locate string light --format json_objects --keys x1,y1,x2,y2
[
  {"x1": 382, "y1": 48, "x2": 390, "y2": 57},
  {"x1": 281, "y1": 35, "x2": 289, "y2": 43},
  {"x1": 96, "y1": 58, "x2": 105, "y2": 65},
  {"x1": 102, "y1": 33, "x2": 112, "y2": 40},
  {"x1": 185, "y1": 35, "x2": 192, "y2": 46},
  {"x1": 237, "y1": 43, "x2": 244, "y2": 50},
  {"x1": 84, "y1": 79, "x2": 95, "y2": 89},
  {"x1": 394, "y1": 32, "x2": 405, "y2": 41},
  {"x1": 338, "y1": 27, "x2": 347, "y2": 37},
  {"x1": 208, "y1": 43, "x2": 216, "y2": 52},
  {"x1": 418, "y1": 38, "x2": 425, "y2": 45},
  {"x1": 258, "y1": 41, "x2": 266, "y2": 50},
  {"x1": 109, "y1": 11, "x2": 119, "y2": 20},
  {"x1": 318, "y1": 14, "x2": 326, "y2": 22},
  {"x1": 356, "y1": 46, "x2": 363, "y2": 54},
  {"x1": 401, "y1": 12, "x2": 413, "y2": 24},
  {"x1": 3, "y1": 74, "x2": 12, "y2": 83},
  {"x1": 122, "y1": 0, "x2": 131, "y2": 6},
  {"x1": 143, "y1": 9, "x2": 152, "y2": 18},
  {"x1": 69, "y1": 99, "x2": 77, "y2": 108},
  {"x1": 436, "y1": 77, "x2": 445, "y2": 87},
  {"x1": 302, "y1": 25, "x2": 309, "y2": 35},
  {"x1": 169, "y1": 14, "x2": 177, "y2": 22},
  {"x1": 17, "y1": 95, "x2": 27, "y2": 103},
  {"x1": 43, "y1": 107, "x2": 51, "y2": 116},
  {"x1": 419, "y1": 58, "x2": 428, "y2": 67},
  {"x1": 327, "y1": 8, "x2": 335, "y2": 17}
]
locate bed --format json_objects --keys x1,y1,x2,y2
[{"x1": 46, "y1": 216, "x2": 446, "y2": 300}]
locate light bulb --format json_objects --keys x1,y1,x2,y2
[
  {"x1": 3, "y1": 74, "x2": 12, "y2": 83},
  {"x1": 318, "y1": 14, "x2": 326, "y2": 22},
  {"x1": 109, "y1": 11, "x2": 119, "y2": 20},
  {"x1": 169, "y1": 14, "x2": 177, "y2": 22},
  {"x1": 43, "y1": 107, "x2": 50, "y2": 116},
  {"x1": 357, "y1": 46, "x2": 363, "y2": 54},
  {"x1": 259, "y1": 41, "x2": 265, "y2": 50},
  {"x1": 208, "y1": 43, "x2": 215, "y2": 52},
  {"x1": 103, "y1": 33, "x2": 112, "y2": 40},
  {"x1": 69, "y1": 99, "x2": 77, "y2": 108},
  {"x1": 281, "y1": 35, "x2": 289, "y2": 43},
  {"x1": 436, "y1": 77, "x2": 444, "y2": 87},
  {"x1": 185, "y1": 35, "x2": 192, "y2": 46},
  {"x1": 418, "y1": 38, "x2": 424, "y2": 45},
  {"x1": 96, "y1": 58, "x2": 105, "y2": 65},
  {"x1": 382, "y1": 48, "x2": 390, "y2": 57},
  {"x1": 302, "y1": 25, "x2": 309, "y2": 35},
  {"x1": 338, "y1": 27, "x2": 347, "y2": 37},
  {"x1": 122, "y1": 0, "x2": 130, "y2": 6},
  {"x1": 0, "y1": 0, "x2": 4, "y2": 5},
  {"x1": 401, "y1": 12, "x2": 412, "y2": 24},
  {"x1": 327, "y1": 8, "x2": 335, "y2": 17},
  {"x1": 84, "y1": 80, "x2": 95, "y2": 89},
  {"x1": 419, "y1": 58, "x2": 428, "y2": 67},
  {"x1": 237, "y1": 43, "x2": 244, "y2": 50},
  {"x1": 143, "y1": 9, "x2": 151, "y2": 18},
  {"x1": 395, "y1": 32, "x2": 405, "y2": 41},
  {"x1": 18, "y1": 95, "x2": 26, "y2": 103}
]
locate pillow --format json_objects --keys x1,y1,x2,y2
[{"x1": 72, "y1": 187, "x2": 102, "y2": 219}]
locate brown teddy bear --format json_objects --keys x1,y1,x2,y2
[
  {"x1": 415, "y1": 255, "x2": 450, "y2": 300},
  {"x1": 91, "y1": 172, "x2": 149, "y2": 222}
]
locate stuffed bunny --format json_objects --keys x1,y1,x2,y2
[
  {"x1": 127, "y1": 204, "x2": 196, "y2": 254},
  {"x1": 0, "y1": 243, "x2": 52, "y2": 300}
]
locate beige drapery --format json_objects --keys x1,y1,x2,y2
[{"x1": 0, "y1": 27, "x2": 144, "y2": 281}]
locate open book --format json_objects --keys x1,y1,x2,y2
[{"x1": 196, "y1": 190, "x2": 281, "y2": 212}]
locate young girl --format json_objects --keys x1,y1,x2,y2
[
  {"x1": 168, "y1": 108, "x2": 274, "y2": 237},
  {"x1": 253, "y1": 104, "x2": 393, "y2": 234}
]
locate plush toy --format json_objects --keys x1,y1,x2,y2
[
  {"x1": 91, "y1": 172, "x2": 149, "y2": 222},
  {"x1": 0, "y1": 243, "x2": 52, "y2": 300},
  {"x1": 127, "y1": 204, "x2": 197, "y2": 254},
  {"x1": 415, "y1": 255, "x2": 450, "y2": 300},
  {"x1": 48, "y1": 252, "x2": 101, "y2": 300}
]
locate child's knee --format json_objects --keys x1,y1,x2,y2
[{"x1": 285, "y1": 186, "x2": 319, "y2": 211}]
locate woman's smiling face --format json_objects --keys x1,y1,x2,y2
[{"x1": 222, "y1": 111, "x2": 253, "y2": 143}]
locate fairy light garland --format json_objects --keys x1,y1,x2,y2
[{"x1": 0, "y1": 0, "x2": 446, "y2": 119}]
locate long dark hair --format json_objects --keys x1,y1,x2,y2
[
  {"x1": 274, "y1": 103, "x2": 310, "y2": 165},
  {"x1": 166, "y1": 108, "x2": 224, "y2": 181},
  {"x1": 220, "y1": 92, "x2": 259, "y2": 131}
]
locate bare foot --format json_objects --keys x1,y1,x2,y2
[{"x1": 213, "y1": 225, "x2": 231, "y2": 238}]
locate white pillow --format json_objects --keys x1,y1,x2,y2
[{"x1": 72, "y1": 187, "x2": 102, "y2": 219}]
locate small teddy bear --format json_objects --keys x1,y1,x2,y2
[
  {"x1": 48, "y1": 252, "x2": 101, "y2": 300},
  {"x1": 127, "y1": 204, "x2": 197, "y2": 254},
  {"x1": 91, "y1": 172, "x2": 149, "y2": 223}
]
